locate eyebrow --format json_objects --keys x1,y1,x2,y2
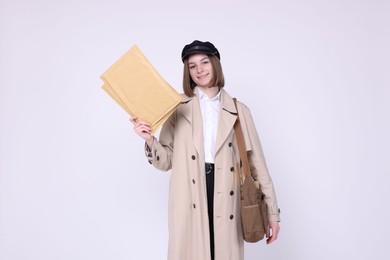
[{"x1": 188, "y1": 57, "x2": 210, "y2": 65}]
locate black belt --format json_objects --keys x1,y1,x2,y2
[{"x1": 205, "y1": 163, "x2": 214, "y2": 174}]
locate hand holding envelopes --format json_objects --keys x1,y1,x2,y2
[{"x1": 101, "y1": 45, "x2": 182, "y2": 135}]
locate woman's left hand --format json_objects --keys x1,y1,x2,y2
[{"x1": 266, "y1": 221, "x2": 280, "y2": 244}]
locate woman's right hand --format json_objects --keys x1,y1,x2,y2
[{"x1": 130, "y1": 116, "x2": 154, "y2": 148}]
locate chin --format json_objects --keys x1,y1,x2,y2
[{"x1": 198, "y1": 82, "x2": 212, "y2": 88}]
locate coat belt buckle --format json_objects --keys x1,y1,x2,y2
[{"x1": 205, "y1": 163, "x2": 214, "y2": 174}]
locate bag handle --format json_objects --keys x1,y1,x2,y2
[{"x1": 233, "y1": 98, "x2": 251, "y2": 180}]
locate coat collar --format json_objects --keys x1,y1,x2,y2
[{"x1": 179, "y1": 88, "x2": 238, "y2": 158}]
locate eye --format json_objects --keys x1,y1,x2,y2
[
  {"x1": 202, "y1": 60, "x2": 209, "y2": 65},
  {"x1": 189, "y1": 65, "x2": 196, "y2": 70}
]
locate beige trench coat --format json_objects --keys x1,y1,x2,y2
[{"x1": 145, "y1": 89, "x2": 280, "y2": 260}]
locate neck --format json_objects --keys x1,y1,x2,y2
[{"x1": 198, "y1": 86, "x2": 220, "y2": 99}]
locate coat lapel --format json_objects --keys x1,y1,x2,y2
[
  {"x1": 180, "y1": 95, "x2": 192, "y2": 124},
  {"x1": 180, "y1": 94, "x2": 205, "y2": 160},
  {"x1": 192, "y1": 95, "x2": 204, "y2": 160},
  {"x1": 215, "y1": 89, "x2": 238, "y2": 155}
]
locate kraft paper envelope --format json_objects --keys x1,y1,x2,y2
[{"x1": 101, "y1": 45, "x2": 182, "y2": 135}]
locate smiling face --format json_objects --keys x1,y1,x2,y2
[{"x1": 188, "y1": 53, "x2": 214, "y2": 89}]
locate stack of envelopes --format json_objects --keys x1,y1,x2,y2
[{"x1": 101, "y1": 45, "x2": 182, "y2": 135}]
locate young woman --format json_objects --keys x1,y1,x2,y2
[{"x1": 131, "y1": 40, "x2": 280, "y2": 260}]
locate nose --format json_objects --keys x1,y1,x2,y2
[{"x1": 197, "y1": 65, "x2": 204, "y2": 74}]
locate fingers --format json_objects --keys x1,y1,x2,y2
[
  {"x1": 130, "y1": 116, "x2": 151, "y2": 129},
  {"x1": 129, "y1": 116, "x2": 139, "y2": 125},
  {"x1": 134, "y1": 123, "x2": 152, "y2": 135},
  {"x1": 266, "y1": 222, "x2": 280, "y2": 244},
  {"x1": 133, "y1": 120, "x2": 152, "y2": 134},
  {"x1": 130, "y1": 116, "x2": 153, "y2": 141}
]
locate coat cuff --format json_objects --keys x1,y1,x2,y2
[
  {"x1": 144, "y1": 137, "x2": 156, "y2": 164},
  {"x1": 268, "y1": 208, "x2": 281, "y2": 222}
]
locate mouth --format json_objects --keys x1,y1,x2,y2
[{"x1": 197, "y1": 73, "x2": 209, "y2": 79}]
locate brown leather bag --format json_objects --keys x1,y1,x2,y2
[{"x1": 233, "y1": 98, "x2": 269, "y2": 243}]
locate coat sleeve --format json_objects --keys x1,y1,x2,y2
[
  {"x1": 238, "y1": 103, "x2": 281, "y2": 222},
  {"x1": 144, "y1": 111, "x2": 176, "y2": 172}
]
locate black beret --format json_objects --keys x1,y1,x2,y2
[{"x1": 181, "y1": 40, "x2": 220, "y2": 62}]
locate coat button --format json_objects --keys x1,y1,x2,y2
[
  {"x1": 230, "y1": 191, "x2": 234, "y2": 196},
  {"x1": 230, "y1": 167, "x2": 234, "y2": 172},
  {"x1": 230, "y1": 215, "x2": 234, "y2": 220},
  {"x1": 193, "y1": 204, "x2": 196, "y2": 209},
  {"x1": 192, "y1": 179, "x2": 195, "y2": 184},
  {"x1": 191, "y1": 155, "x2": 196, "y2": 160},
  {"x1": 156, "y1": 156, "x2": 160, "y2": 161},
  {"x1": 228, "y1": 142, "x2": 232, "y2": 147}
]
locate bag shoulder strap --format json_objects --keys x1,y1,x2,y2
[{"x1": 233, "y1": 98, "x2": 251, "y2": 180}]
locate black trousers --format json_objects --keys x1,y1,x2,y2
[{"x1": 205, "y1": 163, "x2": 215, "y2": 260}]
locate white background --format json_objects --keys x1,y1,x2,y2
[{"x1": 1, "y1": 0, "x2": 389, "y2": 259}]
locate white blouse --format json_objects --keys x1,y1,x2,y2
[{"x1": 196, "y1": 87, "x2": 221, "y2": 163}]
